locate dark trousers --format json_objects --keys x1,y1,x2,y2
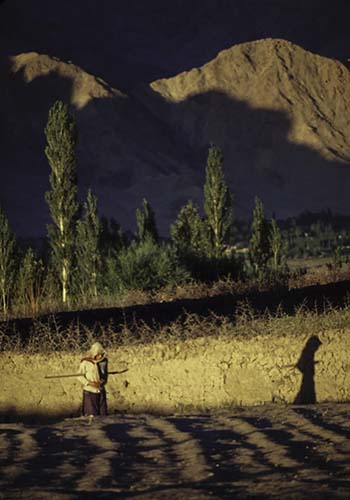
[{"x1": 82, "y1": 388, "x2": 108, "y2": 416}]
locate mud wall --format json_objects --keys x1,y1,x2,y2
[{"x1": 2, "y1": 329, "x2": 350, "y2": 419}]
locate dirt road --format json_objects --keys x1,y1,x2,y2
[{"x1": 1, "y1": 404, "x2": 350, "y2": 499}]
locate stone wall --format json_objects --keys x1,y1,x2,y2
[{"x1": 2, "y1": 329, "x2": 350, "y2": 419}]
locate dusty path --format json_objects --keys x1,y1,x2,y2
[{"x1": 1, "y1": 404, "x2": 350, "y2": 499}]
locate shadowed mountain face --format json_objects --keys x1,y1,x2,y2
[
  {"x1": 0, "y1": 54, "x2": 198, "y2": 236},
  {"x1": 1, "y1": 2, "x2": 350, "y2": 237}
]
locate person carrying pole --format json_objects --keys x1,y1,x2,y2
[{"x1": 78, "y1": 341, "x2": 108, "y2": 417}]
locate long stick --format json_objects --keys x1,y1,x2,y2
[{"x1": 45, "y1": 369, "x2": 128, "y2": 379}]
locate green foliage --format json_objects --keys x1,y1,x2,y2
[
  {"x1": 99, "y1": 217, "x2": 127, "y2": 296},
  {"x1": 248, "y1": 197, "x2": 272, "y2": 280},
  {"x1": 0, "y1": 205, "x2": 17, "y2": 316},
  {"x1": 283, "y1": 212, "x2": 350, "y2": 259},
  {"x1": 136, "y1": 198, "x2": 158, "y2": 244},
  {"x1": 203, "y1": 145, "x2": 233, "y2": 259},
  {"x1": 100, "y1": 217, "x2": 126, "y2": 258},
  {"x1": 170, "y1": 200, "x2": 237, "y2": 281},
  {"x1": 41, "y1": 261, "x2": 61, "y2": 307},
  {"x1": 45, "y1": 100, "x2": 79, "y2": 305},
  {"x1": 331, "y1": 245, "x2": 343, "y2": 269},
  {"x1": 16, "y1": 247, "x2": 45, "y2": 316},
  {"x1": 170, "y1": 201, "x2": 207, "y2": 256},
  {"x1": 116, "y1": 239, "x2": 190, "y2": 293},
  {"x1": 101, "y1": 255, "x2": 121, "y2": 296},
  {"x1": 270, "y1": 218, "x2": 287, "y2": 272},
  {"x1": 194, "y1": 253, "x2": 242, "y2": 283},
  {"x1": 76, "y1": 190, "x2": 101, "y2": 303},
  {"x1": 327, "y1": 245, "x2": 344, "y2": 280},
  {"x1": 286, "y1": 220, "x2": 305, "y2": 258}
]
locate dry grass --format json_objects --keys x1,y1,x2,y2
[
  {"x1": 2, "y1": 297, "x2": 350, "y2": 354},
  {"x1": 288, "y1": 260, "x2": 350, "y2": 288},
  {"x1": 2, "y1": 260, "x2": 350, "y2": 354}
]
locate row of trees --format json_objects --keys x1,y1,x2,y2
[{"x1": 0, "y1": 101, "x2": 287, "y2": 317}]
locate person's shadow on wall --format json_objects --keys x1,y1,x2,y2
[{"x1": 294, "y1": 336, "x2": 322, "y2": 404}]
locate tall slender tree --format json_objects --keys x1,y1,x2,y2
[
  {"x1": 0, "y1": 205, "x2": 16, "y2": 316},
  {"x1": 270, "y1": 218, "x2": 286, "y2": 273},
  {"x1": 136, "y1": 198, "x2": 159, "y2": 243},
  {"x1": 45, "y1": 100, "x2": 79, "y2": 305},
  {"x1": 203, "y1": 145, "x2": 233, "y2": 259},
  {"x1": 249, "y1": 197, "x2": 272, "y2": 279},
  {"x1": 76, "y1": 190, "x2": 101, "y2": 302}
]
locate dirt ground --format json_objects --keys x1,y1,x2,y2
[{"x1": 1, "y1": 404, "x2": 350, "y2": 499}]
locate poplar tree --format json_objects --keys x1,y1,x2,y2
[
  {"x1": 203, "y1": 145, "x2": 233, "y2": 259},
  {"x1": 76, "y1": 190, "x2": 101, "y2": 302},
  {"x1": 45, "y1": 100, "x2": 79, "y2": 305},
  {"x1": 249, "y1": 197, "x2": 272, "y2": 279},
  {"x1": 0, "y1": 205, "x2": 16, "y2": 316},
  {"x1": 136, "y1": 198, "x2": 159, "y2": 243},
  {"x1": 270, "y1": 218, "x2": 286, "y2": 273}
]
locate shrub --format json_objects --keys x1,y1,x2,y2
[{"x1": 115, "y1": 238, "x2": 190, "y2": 293}]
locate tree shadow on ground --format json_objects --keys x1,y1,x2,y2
[{"x1": 1, "y1": 410, "x2": 349, "y2": 498}]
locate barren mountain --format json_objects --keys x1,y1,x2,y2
[
  {"x1": 137, "y1": 38, "x2": 350, "y2": 219},
  {"x1": 1, "y1": 39, "x2": 350, "y2": 237},
  {"x1": 1, "y1": 0, "x2": 350, "y2": 90}
]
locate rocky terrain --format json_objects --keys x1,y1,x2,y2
[{"x1": 138, "y1": 39, "x2": 350, "y2": 219}]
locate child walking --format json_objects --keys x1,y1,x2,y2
[{"x1": 79, "y1": 341, "x2": 108, "y2": 416}]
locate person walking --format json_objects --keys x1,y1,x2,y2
[{"x1": 79, "y1": 341, "x2": 108, "y2": 416}]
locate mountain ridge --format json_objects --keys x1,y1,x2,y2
[
  {"x1": 1, "y1": 39, "x2": 350, "y2": 236},
  {"x1": 143, "y1": 38, "x2": 350, "y2": 161},
  {"x1": 136, "y1": 38, "x2": 350, "y2": 218},
  {"x1": 2, "y1": 0, "x2": 350, "y2": 91},
  {"x1": 1, "y1": 51, "x2": 198, "y2": 236}
]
